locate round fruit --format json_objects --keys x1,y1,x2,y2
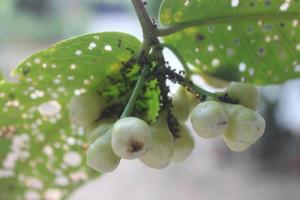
[
  {"x1": 172, "y1": 86, "x2": 200, "y2": 122},
  {"x1": 69, "y1": 92, "x2": 107, "y2": 126},
  {"x1": 223, "y1": 104, "x2": 265, "y2": 152},
  {"x1": 226, "y1": 82, "x2": 259, "y2": 110},
  {"x1": 173, "y1": 124, "x2": 195, "y2": 162},
  {"x1": 88, "y1": 122, "x2": 113, "y2": 144},
  {"x1": 223, "y1": 134, "x2": 251, "y2": 152},
  {"x1": 140, "y1": 111, "x2": 174, "y2": 169},
  {"x1": 191, "y1": 101, "x2": 229, "y2": 138},
  {"x1": 111, "y1": 117, "x2": 151, "y2": 160},
  {"x1": 87, "y1": 130, "x2": 120, "y2": 173}
]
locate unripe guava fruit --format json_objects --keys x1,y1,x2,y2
[
  {"x1": 173, "y1": 124, "x2": 195, "y2": 162},
  {"x1": 223, "y1": 104, "x2": 265, "y2": 152},
  {"x1": 69, "y1": 92, "x2": 107, "y2": 126},
  {"x1": 111, "y1": 117, "x2": 151, "y2": 160},
  {"x1": 226, "y1": 82, "x2": 259, "y2": 110},
  {"x1": 172, "y1": 86, "x2": 200, "y2": 122},
  {"x1": 191, "y1": 101, "x2": 229, "y2": 138},
  {"x1": 140, "y1": 110, "x2": 174, "y2": 169},
  {"x1": 87, "y1": 130, "x2": 120, "y2": 173},
  {"x1": 88, "y1": 122, "x2": 113, "y2": 144}
]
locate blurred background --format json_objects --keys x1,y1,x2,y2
[{"x1": 1, "y1": 0, "x2": 300, "y2": 200}]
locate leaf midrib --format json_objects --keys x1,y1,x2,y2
[{"x1": 159, "y1": 12, "x2": 300, "y2": 36}]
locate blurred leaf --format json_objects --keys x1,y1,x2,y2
[
  {"x1": 160, "y1": 0, "x2": 300, "y2": 85},
  {"x1": 147, "y1": 0, "x2": 163, "y2": 21},
  {"x1": 0, "y1": 32, "x2": 160, "y2": 199}
]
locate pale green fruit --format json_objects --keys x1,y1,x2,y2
[
  {"x1": 172, "y1": 87, "x2": 200, "y2": 122},
  {"x1": 111, "y1": 117, "x2": 151, "y2": 160},
  {"x1": 87, "y1": 130, "x2": 120, "y2": 173},
  {"x1": 223, "y1": 134, "x2": 251, "y2": 152},
  {"x1": 140, "y1": 111, "x2": 174, "y2": 169},
  {"x1": 69, "y1": 92, "x2": 107, "y2": 126},
  {"x1": 191, "y1": 101, "x2": 229, "y2": 138},
  {"x1": 223, "y1": 104, "x2": 265, "y2": 152},
  {"x1": 88, "y1": 122, "x2": 113, "y2": 144},
  {"x1": 226, "y1": 82, "x2": 259, "y2": 110},
  {"x1": 173, "y1": 124, "x2": 195, "y2": 162},
  {"x1": 187, "y1": 90, "x2": 201, "y2": 107}
]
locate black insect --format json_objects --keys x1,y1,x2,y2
[
  {"x1": 126, "y1": 47, "x2": 135, "y2": 54},
  {"x1": 218, "y1": 93, "x2": 239, "y2": 104},
  {"x1": 22, "y1": 66, "x2": 30, "y2": 76},
  {"x1": 195, "y1": 33, "x2": 205, "y2": 42},
  {"x1": 151, "y1": 18, "x2": 157, "y2": 28},
  {"x1": 118, "y1": 39, "x2": 122, "y2": 48}
]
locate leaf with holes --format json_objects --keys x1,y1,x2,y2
[
  {"x1": 160, "y1": 0, "x2": 300, "y2": 85},
  {"x1": 0, "y1": 32, "x2": 160, "y2": 200}
]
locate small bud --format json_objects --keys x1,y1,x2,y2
[
  {"x1": 87, "y1": 130, "x2": 120, "y2": 173},
  {"x1": 191, "y1": 101, "x2": 229, "y2": 138},
  {"x1": 172, "y1": 124, "x2": 195, "y2": 162},
  {"x1": 69, "y1": 92, "x2": 107, "y2": 126},
  {"x1": 140, "y1": 111, "x2": 174, "y2": 169},
  {"x1": 111, "y1": 117, "x2": 151, "y2": 160}
]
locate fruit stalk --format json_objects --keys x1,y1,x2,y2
[{"x1": 163, "y1": 67, "x2": 215, "y2": 98}]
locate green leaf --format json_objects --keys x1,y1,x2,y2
[
  {"x1": 160, "y1": 0, "x2": 300, "y2": 85},
  {"x1": 0, "y1": 32, "x2": 160, "y2": 199}
]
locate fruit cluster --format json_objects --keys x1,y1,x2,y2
[
  {"x1": 69, "y1": 82, "x2": 265, "y2": 173},
  {"x1": 191, "y1": 82, "x2": 265, "y2": 152}
]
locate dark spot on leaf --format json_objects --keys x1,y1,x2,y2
[
  {"x1": 258, "y1": 48, "x2": 265, "y2": 56},
  {"x1": 249, "y1": 2, "x2": 255, "y2": 7},
  {"x1": 125, "y1": 47, "x2": 135, "y2": 54},
  {"x1": 247, "y1": 27, "x2": 253, "y2": 33},
  {"x1": 8, "y1": 94, "x2": 15, "y2": 99},
  {"x1": 265, "y1": 0, "x2": 271, "y2": 6},
  {"x1": 195, "y1": 33, "x2": 205, "y2": 42},
  {"x1": 118, "y1": 39, "x2": 122, "y2": 48},
  {"x1": 218, "y1": 121, "x2": 227, "y2": 126},
  {"x1": 279, "y1": 22, "x2": 285, "y2": 28},
  {"x1": 22, "y1": 66, "x2": 30, "y2": 75},
  {"x1": 234, "y1": 38, "x2": 240, "y2": 45},
  {"x1": 264, "y1": 24, "x2": 273, "y2": 31}
]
